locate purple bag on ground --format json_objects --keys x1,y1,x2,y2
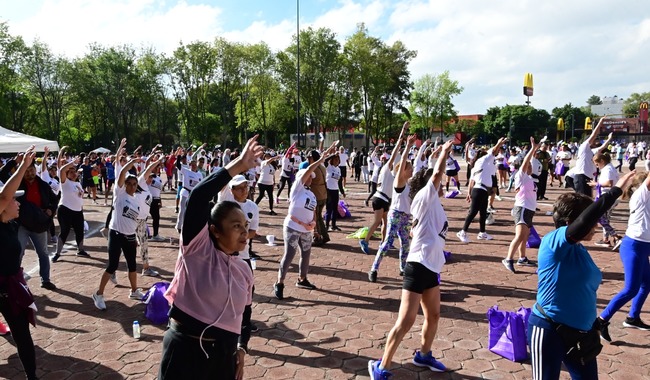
[
  {"x1": 487, "y1": 305, "x2": 529, "y2": 362},
  {"x1": 337, "y1": 201, "x2": 351, "y2": 218},
  {"x1": 445, "y1": 190, "x2": 459, "y2": 198},
  {"x1": 526, "y1": 225, "x2": 541, "y2": 248},
  {"x1": 143, "y1": 281, "x2": 171, "y2": 325}
]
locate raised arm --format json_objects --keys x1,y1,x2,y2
[
  {"x1": 0, "y1": 146, "x2": 35, "y2": 214},
  {"x1": 596, "y1": 132, "x2": 613, "y2": 154},
  {"x1": 58, "y1": 160, "x2": 77, "y2": 184},
  {"x1": 395, "y1": 134, "x2": 417, "y2": 188},
  {"x1": 464, "y1": 138, "x2": 475, "y2": 161},
  {"x1": 117, "y1": 158, "x2": 139, "y2": 188},
  {"x1": 41, "y1": 146, "x2": 51, "y2": 174},
  {"x1": 139, "y1": 156, "x2": 164, "y2": 182},
  {"x1": 586, "y1": 117, "x2": 605, "y2": 146},
  {"x1": 387, "y1": 121, "x2": 410, "y2": 171},
  {"x1": 520, "y1": 137, "x2": 540, "y2": 174},
  {"x1": 492, "y1": 137, "x2": 508, "y2": 154},
  {"x1": 191, "y1": 143, "x2": 207, "y2": 162},
  {"x1": 301, "y1": 141, "x2": 338, "y2": 185},
  {"x1": 432, "y1": 141, "x2": 453, "y2": 189},
  {"x1": 57, "y1": 146, "x2": 69, "y2": 169}
]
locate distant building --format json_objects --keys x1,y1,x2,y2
[{"x1": 591, "y1": 96, "x2": 624, "y2": 117}]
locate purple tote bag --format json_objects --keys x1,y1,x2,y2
[{"x1": 487, "y1": 305, "x2": 529, "y2": 362}]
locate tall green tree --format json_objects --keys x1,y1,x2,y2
[
  {"x1": 623, "y1": 92, "x2": 650, "y2": 117},
  {"x1": 483, "y1": 105, "x2": 550, "y2": 144},
  {"x1": 410, "y1": 71, "x2": 463, "y2": 138}
]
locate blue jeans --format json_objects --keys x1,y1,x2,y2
[
  {"x1": 17, "y1": 226, "x2": 51, "y2": 283},
  {"x1": 601, "y1": 237, "x2": 650, "y2": 321},
  {"x1": 528, "y1": 314, "x2": 598, "y2": 380}
]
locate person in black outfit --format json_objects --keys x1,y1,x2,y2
[{"x1": 0, "y1": 146, "x2": 39, "y2": 380}]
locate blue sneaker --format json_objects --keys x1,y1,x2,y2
[
  {"x1": 359, "y1": 240, "x2": 370, "y2": 254},
  {"x1": 368, "y1": 359, "x2": 392, "y2": 380},
  {"x1": 412, "y1": 350, "x2": 447, "y2": 372}
]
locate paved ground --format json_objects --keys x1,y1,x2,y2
[{"x1": 1, "y1": 167, "x2": 649, "y2": 380}]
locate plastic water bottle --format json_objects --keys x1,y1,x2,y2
[
  {"x1": 132, "y1": 321, "x2": 141, "y2": 339},
  {"x1": 250, "y1": 258, "x2": 257, "y2": 270}
]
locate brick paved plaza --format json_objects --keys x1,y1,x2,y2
[{"x1": 1, "y1": 173, "x2": 649, "y2": 379}]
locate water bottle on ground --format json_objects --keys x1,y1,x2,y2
[
  {"x1": 251, "y1": 258, "x2": 257, "y2": 270},
  {"x1": 132, "y1": 321, "x2": 141, "y2": 339}
]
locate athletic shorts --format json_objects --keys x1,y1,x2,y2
[
  {"x1": 512, "y1": 206, "x2": 535, "y2": 227},
  {"x1": 498, "y1": 164, "x2": 507, "y2": 171},
  {"x1": 491, "y1": 175, "x2": 498, "y2": 188},
  {"x1": 371, "y1": 197, "x2": 390, "y2": 212},
  {"x1": 445, "y1": 169, "x2": 458, "y2": 177},
  {"x1": 403, "y1": 262, "x2": 439, "y2": 294}
]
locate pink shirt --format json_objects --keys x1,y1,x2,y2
[{"x1": 165, "y1": 225, "x2": 253, "y2": 334}]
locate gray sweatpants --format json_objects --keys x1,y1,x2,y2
[{"x1": 278, "y1": 225, "x2": 313, "y2": 281}]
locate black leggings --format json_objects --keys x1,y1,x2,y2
[
  {"x1": 255, "y1": 183, "x2": 275, "y2": 211},
  {"x1": 150, "y1": 198, "x2": 161, "y2": 236},
  {"x1": 57, "y1": 205, "x2": 84, "y2": 246},
  {"x1": 366, "y1": 181, "x2": 377, "y2": 202},
  {"x1": 629, "y1": 157, "x2": 638, "y2": 171},
  {"x1": 462, "y1": 188, "x2": 489, "y2": 232},
  {"x1": 277, "y1": 176, "x2": 292, "y2": 198},
  {"x1": 107, "y1": 229, "x2": 137, "y2": 274},
  {"x1": 466, "y1": 164, "x2": 473, "y2": 185},
  {"x1": 325, "y1": 189, "x2": 340, "y2": 227},
  {"x1": 0, "y1": 296, "x2": 37, "y2": 379}
]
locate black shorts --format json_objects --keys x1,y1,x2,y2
[
  {"x1": 83, "y1": 178, "x2": 96, "y2": 188},
  {"x1": 403, "y1": 262, "x2": 439, "y2": 294},
  {"x1": 498, "y1": 164, "x2": 507, "y2": 171},
  {"x1": 371, "y1": 197, "x2": 390, "y2": 212},
  {"x1": 445, "y1": 169, "x2": 458, "y2": 177},
  {"x1": 491, "y1": 175, "x2": 498, "y2": 188},
  {"x1": 339, "y1": 166, "x2": 347, "y2": 178}
]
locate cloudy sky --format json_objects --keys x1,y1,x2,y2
[{"x1": 2, "y1": 0, "x2": 649, "y2": 115}]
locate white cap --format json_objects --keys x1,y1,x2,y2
[{"x1": 229, "y1": 175, "x2": 248, "y2": 188}]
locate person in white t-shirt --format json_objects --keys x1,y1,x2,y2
[
  {"x1": 174, "y1": 158, "x2": 204, "y2": 232},
  {"x1": 444, "y1": 150, "x2": 461, "y2": 193},
  {"x1": 590, "y1": 153, "x2": 621, "y2": 248},
  {"x1": 134, "y1": 157, "x2": 163, "y2": 277},
  {"x1": 495, "y1": 147, "x2": 509, "y2": 189},
  {"x1": 325, "y1": 154, "x2": 343, "y2": 231},
  {"x1": 368, "y1": 134, "x2": 416, "y2": 282},
  {"x1": 598, "y1": 171, "x2": 650, "y2": 339},
  {"x1": 574, "y1": 119, "x2": 610, "y2": 196},
  {"x1": 254, "y1": 153, "x2": 281, "y2": 215},
  {"x1": 457, "y1": 137, "x2": 507, "y2": 243},
  {"x1": 555, "y1": 144, "x2": 572, "y2": 188},
  {"x1": 338, "y1": 146, "x2": 349, "y2": 190},
  {"x1": 464, "y1": 138, "x2": 476, "y2": 186},
  {"x1": 51, "y1": 157, "x2": 87, "y2": 262},
  {"x1": 92, "y1": 158, "x2": 146, "y2": 310},
  {"x1": 502, "y1": 137, "x2": 540, "y2": 272},
  {"x1": 273, "y1": 143, "x2": 337, "y2": 300},
  {"x1": 368, "y1": 140, "x2": 452, "y2": 379},
  {"x1": 365, "y1": 147, "x2": 382, "y2": 204}
]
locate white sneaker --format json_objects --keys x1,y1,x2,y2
[
  {"x1": 495, "y1": 195, "x2": 503, "y2": 201},
  {"x1": 142, "y1": 268, "x2": 160, "y2": 277},
  {"x1": 92, "y1": 292, "x2": 107, "y2": 310},
  {"x1": 129, "y1": 288, "x2": 145, "y2": 300},
  {"x1": 456, "y1": 230, "x2": 470, "y2": 243},
  {"x1": 477, "y1": 232, "x2": 494, "y2": 240},
  {"x1": 109, "y1": 273, "x2": 117, "y2": 285}
]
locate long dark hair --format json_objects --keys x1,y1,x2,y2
[{"x1": 409, "y1": 168, "x2": 434, "y2": 201}]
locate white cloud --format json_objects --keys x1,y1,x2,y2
[{"x1": 8, "y1": 0, "x2": 224, "y2": 58}]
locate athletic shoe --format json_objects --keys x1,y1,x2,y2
[
  {"x1": 76, "y1": 250, "x2": 90, "y2": 257},
  {"x1": 332, "y1": 226, "x2": 342, "y2": 231},
  {"x1": 412, "y1": 350, "x2": 447, "y2": 372},
  {"x1": 296, "y1": 278, "x2": 317, "y2": 290},
  {"x1": 41, "y1": 281, "x2": 57, "y2": 290},
  {"x1": 487, "y1": 206, "x2": 497, "y2": 213},
  {"x1": 274, "y1": 283, "x2": 284, "y2": 300},
  {"x1": 0, "y1": 321, "x2": 10, "y2": 336},
  {"x1": 495, "y1": 195, "x2": 503, "y2": 201},
  {"x1": 368, "y1": 359, "x2": 392, "y2": 380},
  {"x1": 359, "y1": 240, "x2": 370, "y2": 254},
  {"x1": 502, "y1": 259, "x2": 516, "y2": 273},
  {"x1": 149, "y1": 235, "x2": 166, "y2": 242},
  {"x1": 49, "y1": 236, "x2": 58, "y2": 244},
  {"x1": 250, "y1": 252, "x2": 261, "y2": 259},
  {"x1": 612, "y1": 238, "x2": 623, "y2": 251},
  {"x1": 597, "y1": 317, "x2": 612, "y2": 342},
  {"x1": 142, "y1": 268, "x2": 160, "y2": 277},
  {"x1": 364, "y1": 200, "x2": 369, "y2": 207},
  {"x1": 109, "y1": 273, "x2": 118, "y2": 285},
  {"x1": 623, "y1": 317, "x2": 650, "y2": 330},
  {"x1": 51, "y1": 254, "x2": 61, "y2": 263},
  {"x1": 92, "y1": 292, "x2": 107, "y2": 310},
  {"x1": 368, "y1": 270, "x2": 377, "y2": 283},
  {"x1": 516, "y1": 257, "x2": 535, "y2": 266},
  {"x1": 174, "y1": 207, "x2": 179, "y2": 213},
  {"x1": 100, "y1": 227, "x2": 108, "y2": 239},
  {"x1": 250, "y1": 324, "x2": 259, "y2": 333},
  {"x1": 129, "y1": 288, "x2": 146, "y2": 300},
  {"x1": 269, "y1": 210, "x2": 278, "y2": 216},
  {"x1": 594, "y1": 239, "x2": 611, "y2": 247},
  {"x1": 456, "y1": 230, "x2": 470, "y2": 243},
  {"x1": 477, "y1": 232, "x2": 493, "y2": 240}
]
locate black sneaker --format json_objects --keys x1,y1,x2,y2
[
  {"x1": 250, "y1": 324, "x2": 259, "y2": 333},
  {"x1": 623, "y1": 317, "x2": 650, "y2": 330},
  {"x1": 597, "y1": 317, "x2": 612, "y2": 342},
  {"x1": 250, "y1": 252, "x2": 261, "y2": 259},
  {"x1": 273, "y1": 283, "x2": 284, "y2": 300},
  {"x1": 41, "y1": 281, "x2": 57, "y2": 290},
  {"x1": 296, "y1": 278, "x2": 317, "y2": 290},
  {"x1": 269, "y1": 210, "x2": 278, "y2": 216},
  {"x1": 368, "y1": 270, "x2": 377, "y2": 283},
  {"x1": 76, "y1": 250, "x2": 90, "y2": 257},
  {"x1": 51, "y1": 254, "x2": 61, "y2": 263},
  {"x1": 399, "y1": 270, "x2": 404, "y2": 276}
]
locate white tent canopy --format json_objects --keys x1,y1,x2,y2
[
  {"x1": 91, "y1": 147, "x2": 111, "y2": 154},
  {"x1": 0, "y1": 125, "x2": 59, "y2": 153}
]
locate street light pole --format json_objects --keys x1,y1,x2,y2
[{"x1": 296, "y1": 0, "x2": 301, "y2": 147}]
